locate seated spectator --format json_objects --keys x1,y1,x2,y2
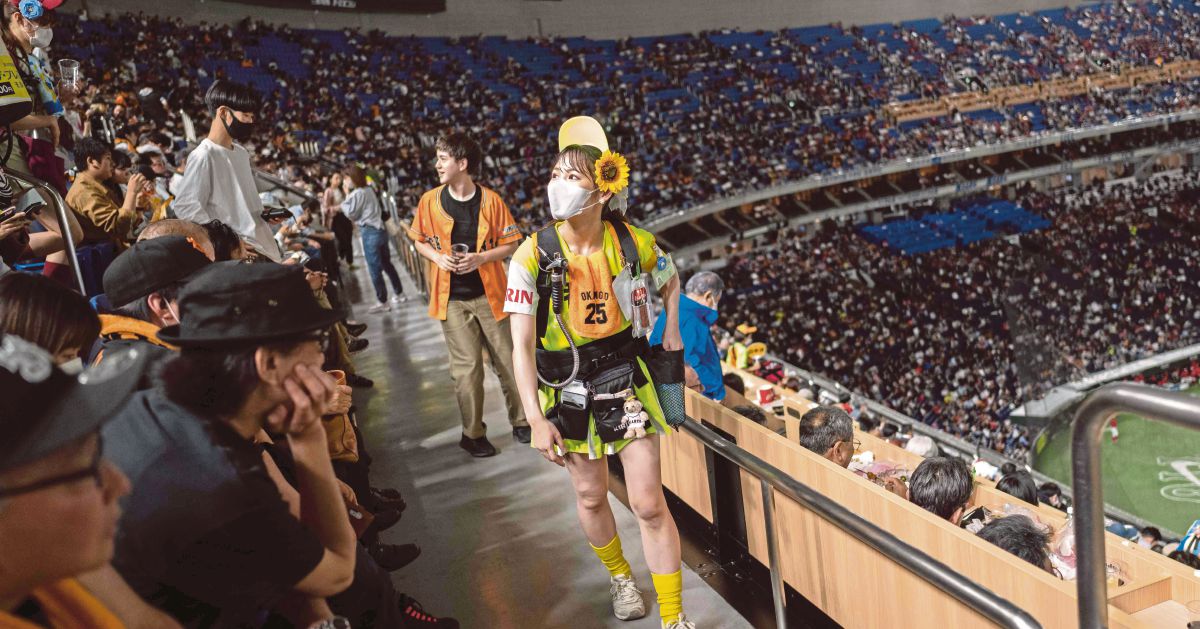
[
  {"x1": 1138, "y1": 527, "x2": 1165, "y2": 553},
  {"x1": 1037, "y1": 482, "x2": 1067, "y2": 511},
  {"x1": 797, "y1": 405, "x2": 855, "y2": 468},
  {"x1": 0, "y1": 332, "x2": 149, "y2": 626},
  {"x1": 136, "y1": 218, "x2": 217, "y2": 260},
  {"x1": 104, "y1": 262, "x2": 456, "y2": 628},
  {"x1": 907, "y1": 456, "x2": 973, "y2": 525},
  {"x1": 0, "y1": 272, "x2": 99, "y2": 369},
  {"x1": 977, "y1": 515, "x2": 1056, "y2": 574},
  {"x1": 722, "y1": 372, "x2": 745, "y2": 396},
  {"x1": 651, "y1": 271, "x2": 725, "y2": 401},
  {"x1": 1168, "y1": 549, "x2": 1200, "y2": 569},
  {"x1": 66, "y1": 138, "x2": 150, "y2": 249},
  {"x1": 94, "y1": 235, "x2": 211, "y2": 367},
  {"x1": 201, "y1": 219, "x2": 249, "y2": 261},
  {"x1": 995, "y1": 471, "x2": 1040, "y2": 506}
]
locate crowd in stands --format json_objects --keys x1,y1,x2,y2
[
  {"x1": 54, "y1": 1, "x2": 1200, "y2": 227},
  {"x1": 721, "y1": 169, "x2": 1200, "y2": 458}
]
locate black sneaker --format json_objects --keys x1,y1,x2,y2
[
  {"x1": 345, "y1": 321, "x2": 368, "y2": 337},
  {"x1": 370, "y1": 487, "x2": 407, "y2": 513},
  {"x1": 364, "y1": 508, "x2": 402, "y2": 536},
  {"x1": 368, "y1": 542, "x2": 421, "y2": 572},
  {"x1": 398, "y1": 594, "x2": 459, "y2": 629},
  {"x1": 347, "y1": 337, "x2": 369, "y2": 353},
  {"x1": 512, "y1": 426, "x2": 532, "y2": 444},
  {"x1": 459, "y1": 434, "x2": 498, "y2": 458},
  {"x1": 345, "y1": 373, "x2": 374, "y2": 388}
]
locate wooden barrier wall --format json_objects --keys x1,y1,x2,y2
[{"x1": 664, "y1": 388, "x2": 1199, "y2": 628}]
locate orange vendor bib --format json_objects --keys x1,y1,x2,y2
[{"x1": 568, "y1": 249, "x2": 623, "y2": 339}]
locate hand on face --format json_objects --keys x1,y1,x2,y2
[{"x1": 265, "y1": 363, "x2": 336, "y2": 443}]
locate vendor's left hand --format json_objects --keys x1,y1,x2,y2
[
  {"x1": 662, "y1": 328, "x2": 684, "y2": 352},
  {"x1": 454, "y1": 252, "x2": 483, "y2": 274}
]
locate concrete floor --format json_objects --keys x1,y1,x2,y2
[{"x1": 343, "y1": 254, "x2": 753, "y2": 629}]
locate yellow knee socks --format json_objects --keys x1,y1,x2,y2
[
  {"x1": 651, "y1": 570, "x2": 683, "y2": 624},
  {"x1": 590, "y1": 535, "x2": 633, "y2": 578}
]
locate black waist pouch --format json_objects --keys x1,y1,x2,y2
[{"x1": 590, "y1": 358, "x2": 642, "y2": 442}]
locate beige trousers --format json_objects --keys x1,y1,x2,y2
[{"x1": 441, "y1": 295, "x2": 528, "y2": 438}]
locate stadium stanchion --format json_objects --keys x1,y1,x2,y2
[
  {"x1": 760, "y1": 478, "x2": 786, "y2": 629},
  {"x1": 1069, "y1": 383, "x2": 1200, "y2": 629}
]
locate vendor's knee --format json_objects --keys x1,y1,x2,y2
[
  {"x1": 575, "y1": 485, "x2": 609, "y2": 514},
  {"x1": 629, "y1": 492, "x2": 667, "y2": 525}
]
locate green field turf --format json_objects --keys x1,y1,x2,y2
[{"x1": 1034, "y1": 386, "x2": 1200, "y2": 534}]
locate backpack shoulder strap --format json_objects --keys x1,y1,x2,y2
[
  {"x1": 534, "y1": 224, "x2": 564, "y2": 343},
  {"x1": 610, "y1": 220, "x2": 642, "y2": 276}
]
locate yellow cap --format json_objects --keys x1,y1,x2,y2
[
  {"x1": 558, "y1": 116, "x2": 609, "y2": 153},
  {"x1": 736, "y1": 324, "x2": 758, "y2": 335}
]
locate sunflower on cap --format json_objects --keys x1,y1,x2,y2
[{"x1": 558, "y1": 116, "x2": 632, "y2": 212}]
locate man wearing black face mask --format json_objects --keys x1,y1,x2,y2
[{"x1": 172, "y1": 80, "x2": 283, "y2": 262}]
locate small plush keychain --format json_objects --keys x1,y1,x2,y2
[{"x1": 621, "y1": 396, "x2": 649, "y2": 439}]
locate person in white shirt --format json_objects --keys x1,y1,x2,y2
[{"x1": 171, "y1": 80, "x2": 283, "y2": 262}]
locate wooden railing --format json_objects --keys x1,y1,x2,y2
[{"x1": 660, "y1": 387, "x2": 1200, "y2": 627}]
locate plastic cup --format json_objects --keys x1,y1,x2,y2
[
  {"x1": 450, "y1": 243, "x2": 470, "y2": 258},
  {"x1": 57, "y1": 59, "x2": 81, "y2": 90}
]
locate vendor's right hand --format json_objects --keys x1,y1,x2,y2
[{"x1": 531, "y1": 419, "x2": 565, "y2": 467}]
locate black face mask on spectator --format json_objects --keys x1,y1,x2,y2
[{"x1": 221, "y1": 109, "x2": 255, "y2": 142}]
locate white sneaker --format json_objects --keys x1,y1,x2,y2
[
  {"x1": 609, "y1": 574, "x2": 646, "y2": 621},
  {"x1": 662, "y1": 613, "x2": 696, "y2": 629},
  {"x1": 367, "y1": 302, "x2": 391, "y2": 314},
  {"x1": 390, "y1": 294, "x2": 407, "y2": 304}
]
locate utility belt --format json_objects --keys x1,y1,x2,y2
[{"x1": 537, "y1": 327, "x2": 652, "y2": 443}]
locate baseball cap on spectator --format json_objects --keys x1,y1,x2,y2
[
  {"x1": 103, "y1": 235, "x2": 211, "y2": 308},
  {"x1": 0, "y1": 333, "x2": 146, "y2": 473},
  {"x1": 158, "y1": 262, "x2": 341, "y2": 347}
]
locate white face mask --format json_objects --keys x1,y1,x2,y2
[
  {"x1": 547, "y1": 179, "x2": 600, "y2": 221},
  {"x1": 59, "y1": 356, "x2": 83, "y2": 375},
  {"x1": 30, "y1": 27, "x2": 52, "y2": 49}
]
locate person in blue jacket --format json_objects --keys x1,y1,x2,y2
[{"x1": 651, "y1": 271, "x2": 726, "y2": 402}]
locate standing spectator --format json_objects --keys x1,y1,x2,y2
[
  {"x1": 0, "y1": 0, "x2": 62, "y2": 177},
  {"x1": 172, "y1": 80, "x2": 282, "y2": 261},
  {"x1": 651, "y1": 271, "x2": 726, "y2": 401},
  {"x1": 341, "y1": 164, "x2": 403, "y2": 312},
  {"x1": 410, "y1": 132, "x2": 529, "y2": 455},
  {"x1": 66, "y1": 137, "x2": 148, "y2": 249},
  {"x1": 323, "y1": 172, "x2": 354, "y2": 267}
]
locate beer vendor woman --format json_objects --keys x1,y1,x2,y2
[{"x1": 505, "y1": 116, "x2": 696, "y2": 628}]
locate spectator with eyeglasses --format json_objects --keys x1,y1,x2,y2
[{"x1": 0, "y1": 332, "x2": 170, "y2": 627}]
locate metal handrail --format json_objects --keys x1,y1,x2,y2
[
  {"x1": 679, "y1": 417, "x2": 1043, "y2": 629},
  {"x1": 1070, "y1": 383, "x2": 1200, "y2": 628},
  {"x1": 7, "y1": 172, "x2": 85, "y2": 293}
]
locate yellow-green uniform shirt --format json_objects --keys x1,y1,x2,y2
[{"x1": 504, "y1": 221, "x2": 672, "y2": 458}]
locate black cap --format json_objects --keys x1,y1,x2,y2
[
  {"x1": 0, "y1": 334, "x2": 147, "y2": 473},
  {"x1": 103, "y1": 235, "x2": 211, "y2": 308},
  {"x1": 158, "y1": 262, "x2": 342, "y2": 347}
]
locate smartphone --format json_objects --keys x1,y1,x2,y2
[
  {"x1": 287, "y1": 250, "x2": 311, "y2": 266},
  {"x1": 261, "y1": 207, "x2": 293, "y2": 222},
  {"x1": 0, "y1": 191, "x2": 43, "y2": 222}
]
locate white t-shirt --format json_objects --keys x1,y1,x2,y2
[{"x1": 171, "y1": 139, "x2": 282, "y2": 262}]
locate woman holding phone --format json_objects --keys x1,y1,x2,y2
[
  {"x1": 504, "y1": 116, "x2": 694, "y2": 628},
  {"x1": 340, "y1": 165, "x2": 404, "y2": 313}
]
